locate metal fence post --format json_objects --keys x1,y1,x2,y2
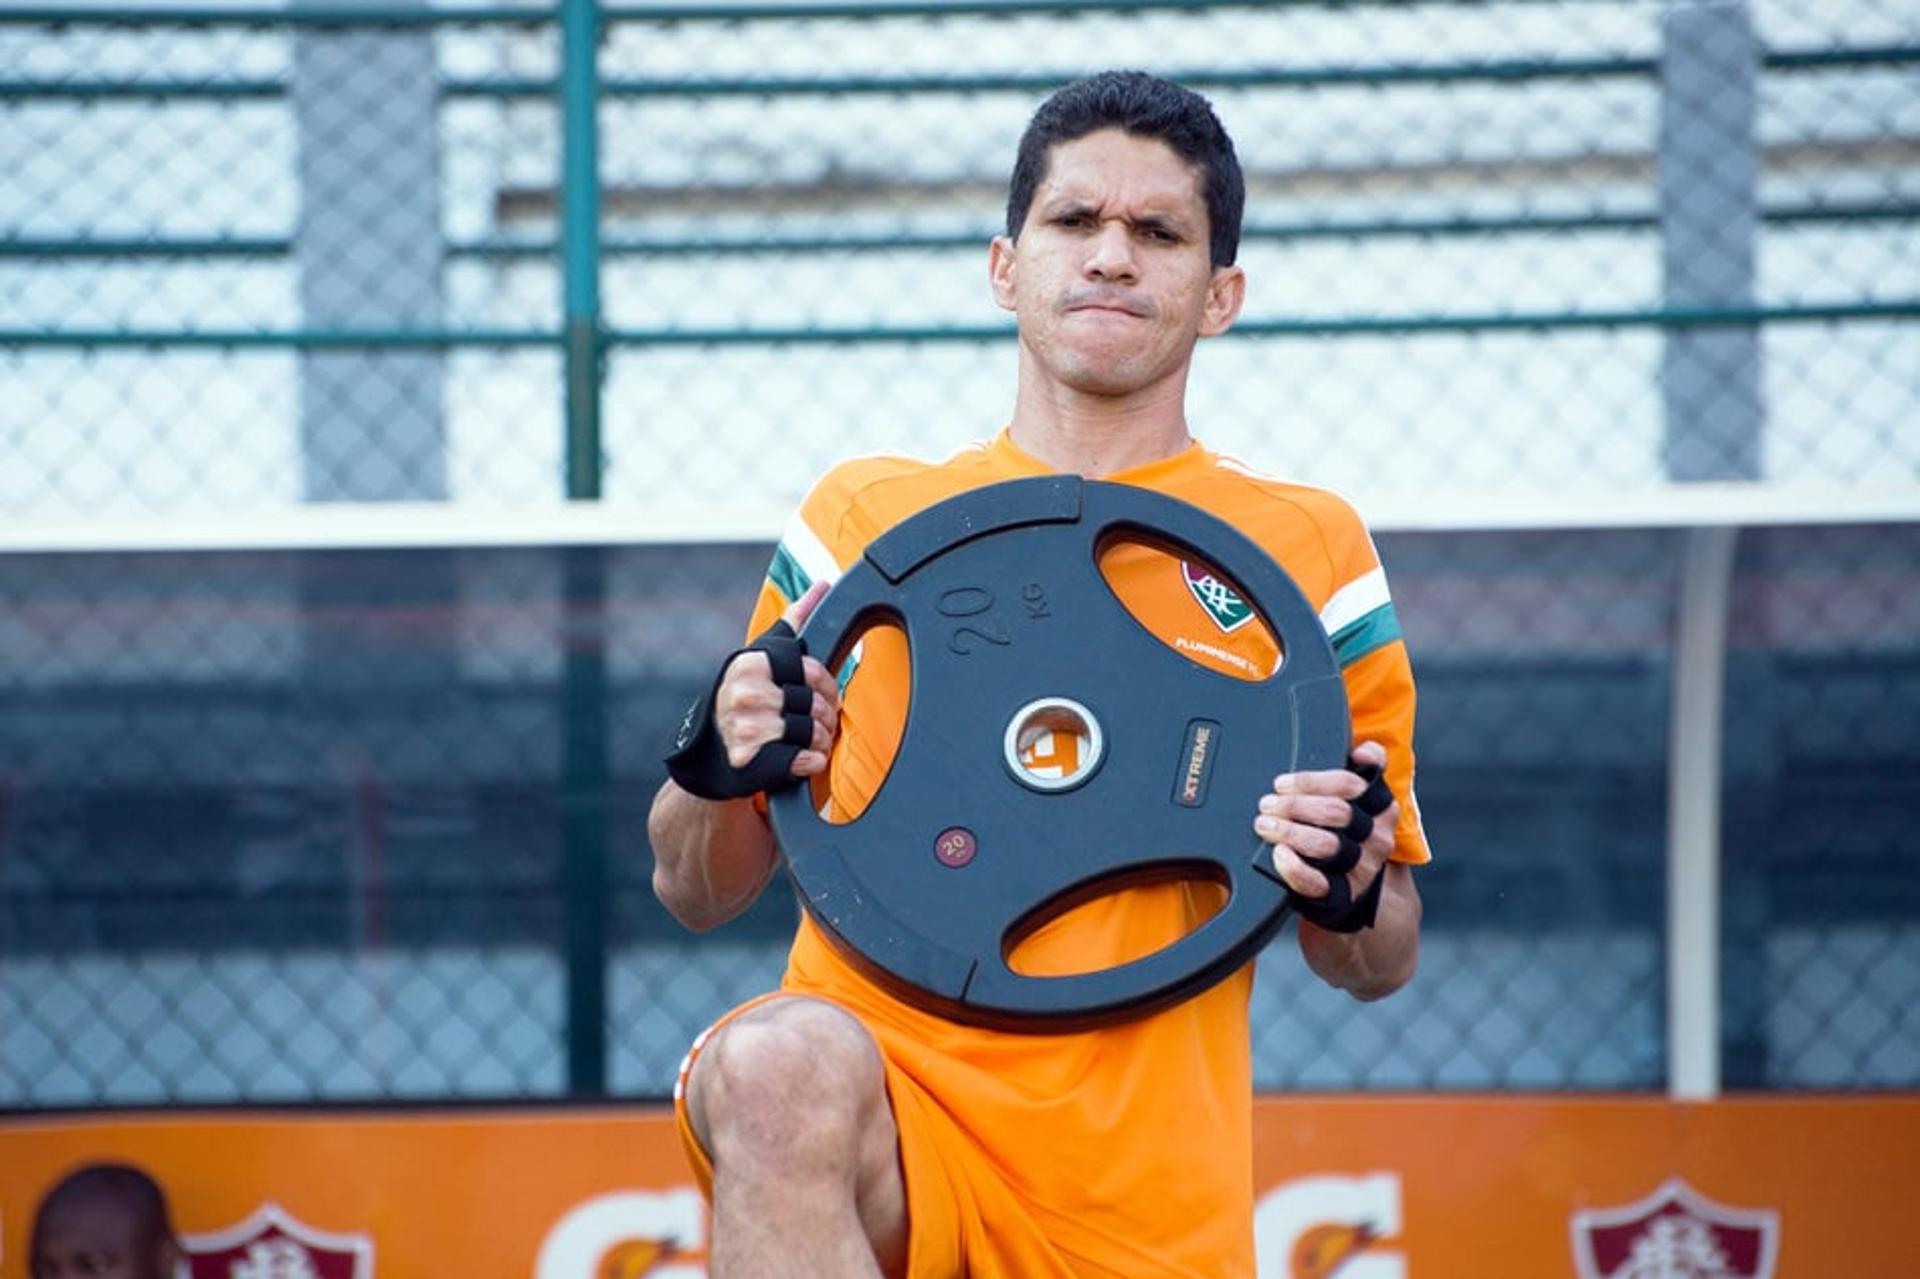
[
  {"x1": 563, "y1": 0, "x2": 605, "y2": 503},
  {"x1": 562, "y1": 546, "x2": 610, "y2": 1097},
  {"x1": 1667, "y1": 525, "x2": 1739, "y2": 1100},
  {"x1": 292, "y1": 0, "x2": 447, "y2": 500},
  {"x1": 1659, "y1": 0, "x2": 1762, "y2": 482},
  {"x1": 1658, "y1": 0, "x2": 1763, "y2": 1101},
  {"x1": 560, "y1": 0, "x2": 607, "y2": 1096}
]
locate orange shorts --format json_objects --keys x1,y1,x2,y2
[{"x1": 673, "y1": 993, "x2": 1129, "y2": 1279}]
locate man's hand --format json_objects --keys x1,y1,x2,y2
[
  {"x1": 711, "y1": 581, "x2": 842, "y2": 781},
  {"x1": 650, "y1": 582, "x2": 844, "y2": 932},
  {"x1": 1254, "y1": 739, "x2": 1398, "y2": 926},
  {"x1": 1254, "y1": 739, "x2": 1420, "y2": 998},
  {"x1": 665, "y1": 582, "x2": 843, "y2": 799}
]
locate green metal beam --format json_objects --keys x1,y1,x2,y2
[
  {"x1": 560, "y1": 546, "x2": 610, "y2": 1100},
  {"x1": 10, "y1": 59, "x2": 1646, "y2": 102},
  {"x1": 574, "y1": 201, "x2": 1920, "y2": 255},
  {"x1": 0, "y1": 237, "x2": 292, "y2": 257},
  {"x1": 560, "y1": 0, "x2": 603, "y2": 503},
  {"x1": 0, "y1": 329, "x2": 558, "y2": 347},
  {"x1": 591, "y1": 301, "x2": 1920, "y2": 346},
  {"x1": 0, "y1": 5, "x2": 555, "y2": 25},
  {"x1": 6, "y1": 201, "x2": 1914, "y2": 262},
  {"x1": 0, "y1": 81, "x2": 284, "y2": 101},
  {"x1": 8, "y1": 45, "x2": 1912, "y2": 103},
  {"x1": 0, "y1": 2, "x2": 1590, "y2": 25},
  {"x1": 6, "y1": 301, "x2": 1915, "y2": 351},
  {"x1": 589, "y1": 58, "x2": 1659, "y2": 97},
  {"x1": 1765, "y1": 201, "x2": 1920, "y2": 226},
  {"x1": 599, "y1": 0, "x2": 1600, "y2": 18},
  {"x1": 1767, "y1": 45, "x2": 1920, "y2": 71},
  {"x1": 558, "y1": 0, "x2": 608, "y2": 1103}
]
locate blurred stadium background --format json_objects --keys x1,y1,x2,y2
[{"x1": 0, "y1": 0, "x2": 1915, "y2": 1112}]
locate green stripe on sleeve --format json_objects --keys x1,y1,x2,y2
[
  {"x1": 767, "y1": 541, "x2": 810, "y2": 604},
  {"x1": 1330, "y1": 603, "x2": 1403, "y2": 668}
]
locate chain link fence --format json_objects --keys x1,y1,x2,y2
[
  {"x1": 4, "y1": 1, "x2": 1916, "y2": 515},
  {"x1": 5, "y1": 527, "x2": 1913, "y2": 1104},
  {"x1": 2, "y1": 0, "x2": 1916, "y2": 1108}
]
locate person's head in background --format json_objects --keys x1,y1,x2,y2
[{"x1": 30, "y1": 1163, "x2": 181, "y2": 1279}]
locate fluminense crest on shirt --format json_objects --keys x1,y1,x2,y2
[{"x1": 1180, "y1": 561, "x2": 1256, "y2": 634}]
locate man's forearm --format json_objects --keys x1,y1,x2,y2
[
  {"x1": 1296, "y1": 863, "x2": 1421, "y2": 1001},
  {"x1": 648, "y1": 780, "x2": 781, "y2": 932}
]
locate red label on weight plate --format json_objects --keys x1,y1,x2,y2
[{"x1": 934, "y1": 827, "x2": 977, "y2": 868}]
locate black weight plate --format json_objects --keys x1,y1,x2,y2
[{"x1": 768, "y1": 476, "x2": 1350, "y2": 1031}]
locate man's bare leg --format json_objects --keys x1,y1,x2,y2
[{"x1": 686, "y1": 996, "x2": 910, "y2": 1278}]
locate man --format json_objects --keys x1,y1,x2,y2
[
  {"x1": 649, "y1": 70, "x2": 1429, "y2": 1278},
  {"x1": 29, "y1": 1163, "x2": 182, "y2": 1279}
]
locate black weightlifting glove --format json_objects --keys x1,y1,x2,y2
[
  {"x1": 663, "y1": 619, "x2": 815, "y2": 800},
  {"x1": 1290, "y1": 760, "x2": 1396, "y2": 934}
]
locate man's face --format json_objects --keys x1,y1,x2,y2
[
  {"x1": 31, "y1": 1201, "x2": 176, "y2": 1279},
  {"x1": 991, "y1": 128, "x2": 1244, "y2": 399}
]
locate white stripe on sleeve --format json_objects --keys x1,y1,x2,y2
[
  {"x1": 1319, "y1": 566, "x2": 1392, "y2": 637},
  {"x1": 783, "y1": 508, "x2": 843, "y2": 589}
]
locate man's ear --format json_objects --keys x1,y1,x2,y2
[
  {"x1": 988, "y1": 235, "x2": 1018, "y2": 313},
  {"x1": 1199, "y1": 263, "x2": 1246, "y2": 338}
]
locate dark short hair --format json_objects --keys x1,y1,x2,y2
[
  {"x1": 1005, "y1": 70, "x2": 1245, "y2": 268},
  {"x1": 32, "y1": 1163, "x2": 176, "y2": 1253}
]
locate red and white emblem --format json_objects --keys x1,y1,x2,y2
[
  {"x1": 1571, "y1": 1178, "x2": 1778, "y2": 1279},
  {"x1": 179, "y1": 1202, "x2": 374, "y2": 1279}
]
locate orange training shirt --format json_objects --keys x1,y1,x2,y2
[{"x1": 745, "y1": 429, "x2": 1429, "y2": 1277}]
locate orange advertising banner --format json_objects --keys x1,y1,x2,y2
[{"x1": 3, "y1": 1094, "x2": 1913, "y2": 1277}]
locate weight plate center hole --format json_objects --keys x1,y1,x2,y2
[{"x1": 1003, "y1": 697, "x2": 1105, "y2": 793}]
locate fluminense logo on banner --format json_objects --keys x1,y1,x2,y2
[
  {"x1": 180, "y1": 1202, "x2": 373, "y2": 1279},
  {"x1": 1570, "y1": 1178, "x2": 1779, "y2": 1279}
]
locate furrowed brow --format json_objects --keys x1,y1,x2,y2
[
  {"x1": 1131, "y1": 212, "x2": 1187, "y2": 236},
  {"x1": 1044, "y1": 198, "x2": 1098, "y2": 219}
]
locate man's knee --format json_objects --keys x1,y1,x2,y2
[{"x1": 688, "y1": 997, "x2": 891, "y2": 1171}]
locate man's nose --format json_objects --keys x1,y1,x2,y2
[{"x1": 1083, "y1": 220, "x2": 1138, "y2": 281}]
